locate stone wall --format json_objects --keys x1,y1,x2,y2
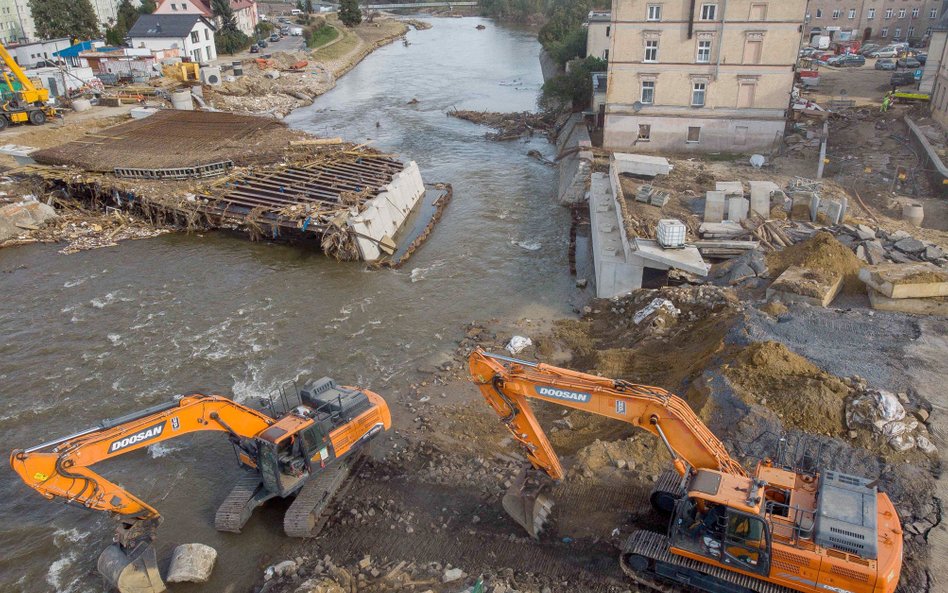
[{"x1": 556, "y1": 114, "x2": 593, "y2": 206}]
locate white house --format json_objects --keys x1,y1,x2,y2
[
  {"x1": 153, "y1": 0, "x2": 258, "y2": 37},
  {"x1": 128, "y1": 14, "x2": 217, "y2": 64},
  {"x1": 9, "y1": 37, "x2": 71, "y2": 68}
]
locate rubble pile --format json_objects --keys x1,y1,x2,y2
[
  {"x1": 208, "y1": 52, "x2": 335, "y2": 116},
  {"x1": 831, "y1": 224, "x2": 947, "y2": 267},
  {"x1": 448, "y1": 110, "x2": 556, "y2": 141},
  {"x1": 846, "y1": 385, "x2": 937, "y2": 454}
]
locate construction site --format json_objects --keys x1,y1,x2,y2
[{"x1": 0, "y1": 12, "x2": 946, "y2": 593}]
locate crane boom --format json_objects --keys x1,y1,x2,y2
[
  {"x1": 0, "y1": 41, "x2": 38, "y2": 93},
  {"x1": 10, "y1": 394, "x2": 274, "y2": 522},
  {"x1": 469, "y1": 349, "x2": 745, "y2": 481}
]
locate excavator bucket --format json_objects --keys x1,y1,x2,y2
[
  {"x1": 501, "y1": 468, "x2": 554, "y2": 539},
  {"x1": 97, "y1": 543, "x2": 166, "y2": 593}
]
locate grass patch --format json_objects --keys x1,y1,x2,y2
[
  {"x1": 307, "y1": 23, "x2": 339, "y2": 49},
  {"x1": 312, "y1": 27, "x2": 359, "y2": 60}
]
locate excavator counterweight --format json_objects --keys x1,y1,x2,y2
[
  {"x1": 11, "y1": 378, "x2": 391, "y2": 593},
  {"x1": 468, "y1": 348, "x2": 903, "y2": 593}
]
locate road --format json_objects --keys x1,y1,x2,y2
[{"x1": 217, "y1": 29, "x2": 309, "y2": 65}]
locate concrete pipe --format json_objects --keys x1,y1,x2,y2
[
  {"x1": 71, "y1": 98, "x2": 92, "y2": 112},
  {"x1": 902, "y1": 203, "x2": 924, "y2": 227},
  {"x1": 170, "y1": 90, "x2": 194, "y2": 111}
]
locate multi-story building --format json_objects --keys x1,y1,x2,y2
[
  {"x1": 587, "y1": 10, "x2": 612, "y2": 60},
  {"x1": 603, "y1": 0, "x2": 806, "y2": 152},
  {"x1": 154, "y1": 0, "x2": 259, "y2": 37},
  {"x1": 0, "y1": 0, "x2": 23, "y2": 43},
  {"x1": 3, "y1": 0, "x2": 141, "y2": 43},
  {"x1": 926, "y1": 13, "x2": 948, "y2": 127},
  {"x1": 803, "y1": 0, "x2": 944, "y2": 45}
]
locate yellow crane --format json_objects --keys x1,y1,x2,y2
[{"x1": 0, "y1": 41, "x2": 57, "y2": 129}]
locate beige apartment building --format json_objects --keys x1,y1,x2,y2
[
  {"x1": 803, "y1": 0, "x2": 944, "y2": 45},
  {"x1": 587, "y1": 10, "x2": 612, "y2": 60},
  {"x1": 602, "y1": 0, "x2": 806, "y2": 152}
]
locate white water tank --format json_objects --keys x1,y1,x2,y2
[
  {"x1": 170, "y1": 90, "x2": 194, "y2": 111},
  {"x1": 657, "y1": 219, "x2": 687, "y2": 249}
]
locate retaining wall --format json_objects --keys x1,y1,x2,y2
[{"x1": 349, "y1": 161, "x2": 426, "y2": 260}]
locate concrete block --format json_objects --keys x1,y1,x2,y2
[
  {"x1": 649, "y1": 190, "x2": 670, "y2": 207},
  {"x1": 612, "y1": 153, "x2": 672, "y2": 177},
  {"x1": 699, "y1": 221, "x2": 744, "y2": 238},
  {"x1": 859, "y1": 262, "x2": 948, "y2": 298},
  {"x1": 704, "y1": 190, "x2": 726, "y2": 223},
  {"x1": 167, "y1": 543, "x2": 217, "y2": 583},
  {"x1": 633, "y1": 238, "x2": 710, "y2": 276},
  {"x1": 855, "y1": 224, "x2": 876, "y2": 240},
  {"x1": 727, "y1": 197, "x2": 749, "y2": 222},
  {"x1": 635, "y1": 184, "x2": 654, "y2": 203},
  {"x1": 865, "y1": 241, "x2": 886, "y2": 265},
  {"x1": 766, "y1": 265, "x2": 843, "y2": 307},
  {"x1": 716, "y1": 181, "x2": 744, "y2": 195},
  {"x1": 867, "y1": 287, "x2": 948, "y2": 316},
  {"x1": 748, "y1": 181, "x2": 778, "y2": 218},
  {"x1": 809, "y1": 194, "x2": 820, "y2": 222},
  {"x1": 821, "y1": 199, "x2": 844, "y2": 225}
]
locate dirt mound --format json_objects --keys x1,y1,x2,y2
[
  {"x1": 723, "y1": 341, "x2": 852, "y2": 436},
  {"x1": 758, "y1": 300, "x2": 788, "y2": 317},
  {"x1": 766, "y1": 231, "x2": 864, "y2": 293},
  {"x1": 570, "y1": 435, "x2": 669, "y2": 480}
]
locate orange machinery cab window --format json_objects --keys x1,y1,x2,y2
[{"x1": 670, "y1": 497, "x2": 771, "y2": 577}]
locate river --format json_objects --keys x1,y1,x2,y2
[{"x1": 0, "y1": 17, "x2": 581, "y2": 593}]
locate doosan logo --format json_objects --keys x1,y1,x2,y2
[
  {"x1": 108, "y1": 422, "x2": 166, "y2": 453},
  {"x1": 535, "y1": 386, "x2": 591, "y2": 403}
]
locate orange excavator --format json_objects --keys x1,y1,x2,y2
[
  {"x1": 11, "y1": 378, "x2": 390, "y2": 593},
  {"x1": 469, "y1": 349, "x2": 903, "y2": 593}
]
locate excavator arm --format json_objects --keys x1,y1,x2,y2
[
  {"x1": 11, "y1": 394, "x2": 274, "y2": 524},
  {"x1": 10, "y1": 394, "x2": 275, "y2": 593},
  {"x1": 469, "y1": 349, "x2": 745, "y2": 536}
]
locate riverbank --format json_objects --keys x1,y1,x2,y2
[{"x1": 205, "y1": 16, "x2": 413, "y2": 116}]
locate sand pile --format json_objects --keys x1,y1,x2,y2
[
  {"x1": 723, "y1": 341, "x2": 852, "y2": 436},
  {"x1": 767, "y1": 231, "x2": 864, "y2": 293}
]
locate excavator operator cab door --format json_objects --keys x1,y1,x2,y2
[
  {"x1": 669, "y1": 498, "x2": 771, "y2": 576},
  {"x1": 721, "y1": 510, "x2": 771, "y2": 576}
]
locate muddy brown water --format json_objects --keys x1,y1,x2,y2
[{"x1": 0, "y1": 18, "x2": 585, "y2": 593}]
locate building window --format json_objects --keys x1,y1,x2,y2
[
  {"x1": 204, "y1": 29, "x2": 209, "y2": 40},
  {"x1": 638, "y1": 124, "x2": 651, "y2": 141},
  {"x1": 930, "y1": 9, "x2": 937, "y2": 18},
  {"x1": 696, "y1": 40, "x2": 711, "y2": 63},
  {"x1": 894, "y1": 27, "x2": 901, "y2": 38},
  {"x1": 881, "y1": 27, "x2": 888, "y2": 37},
  {"x1": 908, "y1": 26, "x2": 915, "y2": 37},
  {"x1": 897, "y1": 9, "x2": 905, "y2": 19},
  {"x1": 606, "y1": 25, "x2": 611, "y2": 37},
  {"x1": 206, "y1": 47, "x2": 212, "y2": 61},
  {"x1": 171, "y1": 2, "x2": 177, "y2": 9},
  {"x1": 867, "y1": 8, "x2": 875, "y2": 19},
  {"x1": 926, "y1": 26, "x2": 933, "y2": 35},
  {"x1": 641, "y1": 80, "x2": 655, "y2": 103},
  {"x1": 190, "y1": 30, "x2": 200, "y2": 43},
  {"x1": 749, "y1": 3, "x2": 766, "y2": 20},
  {"x1": 644, "y1": 40, "x2": 659, "y2": 62},
  {"x1": 743, "y1": 38, "x2": 762, "y2": 64},
  {"x1": 911, "y1": 8, "x2": 919, "y2": 18},
  {"x1": 700, "y1": 4, "x2": 717, "y2": 20},
  {"x1": 832, "y1": 9, "x2": 840, "y2": 19},
  {"x1": 884, "y1": 9, "x2": 892, "y2": 19},
  {"x1": 815, "y1": 8, "x2": 822, "y2": 18},
  {"x1": 687, "y1": 126, "x2": 701, "y2": 143},
  {"x1": 848, "y1": 9, "x2": 856, "y2": 19},
  {"x1": 647, "y1": 5, "x2": 662, "y2": 21},
  {"x1": 191, "y1": 48, "x2": 201, "y2": 61},
  {"x1": 691, "y1": 82, "x2": 706, "y2": 106}
]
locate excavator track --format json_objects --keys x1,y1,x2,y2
[
  {"x1": 620, "y1": 530, "x2": 797, "y2": 593},
  {"x1": 284, "y1": 453, "x2": 366, "y2": 538},
  {"x1": 215, "y1": 473, "x2": 268, "y2": 533}
]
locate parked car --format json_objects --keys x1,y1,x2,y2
[
  {"x1": 257, "y1": 39, "x2": 268, "y2": 48},
  {"x1": 829, "y1": 54, "x2": 865, "y2": 67},
  {"x1": 269, "y1": 33, "x2": 280, "y2": 42},
  {"x1": 897, "y1": 57, "x2": 921, "y2": 69},
  {"x1": 916, "y1": 53, "x2": 927, "y2": 64},
  {"x1": 890, "y1": 71, "x2": 916, "y2": 87},
  {"x1": 870, "y1": 48, "x2": 899, "y2": 58},
  {"x1": 280, "y1": 26, "x2": 290, "y2": 35},
  {"x1": 858, "y1": 43, "x2": 880, "y2": 56},
  {"x1": 875, "y1": 58, "x2": 897, "y2": 70},
  {"x1": 249, "y1": 43, "x2": 260, "y2": 53}
]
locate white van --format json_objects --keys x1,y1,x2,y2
[{"x1": 290, "y1": 8, "x2": 302, "y2": 15}]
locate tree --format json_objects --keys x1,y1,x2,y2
[
  {"x1": 116, "y1": 0, "x2": 139, "y2": 30},
  {"x1": 304, "y1": 0, "x2": 313, "y2": 14},
  {"x1": 29, "y1": 0, "x2": 100, "y2": 39},
  {"x1": 538, "y1": 56, "x2": 606, "y2": 113},
  {"x1": 138, "y1": 0, "x2": 157, "y2": 14},
  {"x1": 211, "y1": 0, "x2": 251, "y2": 54},
  {"x1": 338, "y1": 0, "x2": 362, "y2": 27}
]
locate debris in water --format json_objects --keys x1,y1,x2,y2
[{"x1": 512, "y1": 240, "x2": 541, "y2": 251}]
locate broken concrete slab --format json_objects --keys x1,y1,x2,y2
[
  {"x1": 715, "y1": 181, "x2": 744, "y2": 196},
  {"x1": 855, "y1": 224, "x2": 877, "y2": 241},
  {"x1": 167, "y1": 543, "x2": 217, "y2": 583},
  {"x1": 727, "y1": 197, "x2": 749, "y2": 222},
  {"x1": 867, "y1": 287, "x2": 948, "y2": 316},
  {"x1": 613, "y1": 153, "x2": 672, "y2": 177},
  {"x1": 704, "y1": 190, "x2": 726, "y2": 223},
  {"x1": 633, "y1": 238, "x2": 710, "y2": 276},
  {"x1": 894, "y1": 237, "x2": 926, "y2": 254},
  {"x1": 766, "y1": 265, "x2": 843, "y2": 307},
  {"x1": 699, "y1": 221, "x2": 744, "y2": 238},
  {"x1": 649, "y1": 190, "x2": 670, "y2": 207},
  {"x1": 819, "y1": 197, "x2": 845, "y2": 225},
  {"x1": 635, "y1": 184, "x2": 654, "y2": 203},
  {"x1": 859, "y1": 262, "x2": 948, "y2": 299}
]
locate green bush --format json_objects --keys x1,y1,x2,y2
[
  {"x1": 546, "y1": 26, "x2": 587, "y2": 65},
  {"x1": 339, "y1": 0, "x2": 362, "y2": 27},
  {"x1": 539, "y1": 56, "x2": 606, "y2": 113},
  {"x1": 307, "y1": 23, "x2": 338, "y2": 48}
]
